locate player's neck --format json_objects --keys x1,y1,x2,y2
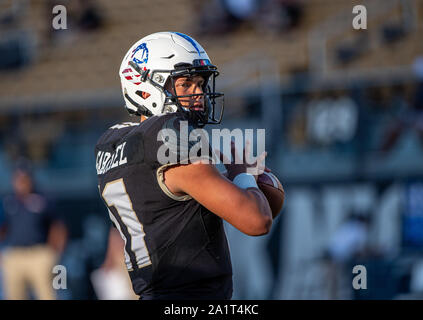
[{"x1": 140, "y1": 115, "x2": 147, "y2": 122}]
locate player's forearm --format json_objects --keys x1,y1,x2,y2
[
  {"x1": 232, "y1": 188, "x2": 272, "y2": 236},
  {"x1": 245, "y1": 188, "x2": 273, "y2": 234}
]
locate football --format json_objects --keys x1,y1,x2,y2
[{"x1": 257, "y1": 172, "x2": 285, "y2": 219}]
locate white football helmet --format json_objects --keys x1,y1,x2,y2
[{"x1": 119, "y1": 31, "x2": 224, "y2": 126}]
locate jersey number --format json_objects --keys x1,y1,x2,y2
[{"x1": 102, "y1": 178, "x2": 151, "y2": 270}]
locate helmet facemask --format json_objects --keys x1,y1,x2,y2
[{"x1": 149, "y1": 61, "x2": 224, "y2": 127}]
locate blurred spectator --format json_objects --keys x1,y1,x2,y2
[
  {"x1": 0, "y1": 200, "x2": 4, "y2": 299},
  {"x1": 379, "y1": 84, "x2": 413, "y2": 152},
  {"x1": 324, "y1": 212, "x2": 372, "y2": 299},
  {"x1": 279, "y1": 0, "x2": 303, "y2": 29},
  {"x1": 90, "y1": 228, "x2": 137, "y2": 300},
  {"x1": 0, "y1": 161, "x2": 67, "y2": 300},
  {"x1": 336, "y1": 34, "x2": 369, "y2": 65},
  {"x1": 257, "y1": 0, "x2": 303, "y2": 33},
  {"x1": 368, "y1": 66, "x2": 423, "y2": 155},
  {"x1": 381, "y1": 23, "x2": 406, "y2": 44},
  {"x1": 0, "y1": 0, "x2": 28, "y2": 28},
  {"x1": 72, "y1": 0, "x2": 103, "y2": 32},
  {"x1": 58, "y1": 214, "x2": 109, "y2": 300},
  {"x1": 46, "y1": 0, "x2": 104, "y2": 44},
  {"x1": 192, "y1": 0, "x2": 303, "y2": 36},
  {"x1": 191, "y1": 0, "x2": 246, "y2": 36},
  {"x1": 306, "y1": 92, "x2": 358, "y2": 148},
  {"x1": 327, "y1": 213, "x2": 371, "y2": 263},
  {"x1": 287, "y1": 97, "x2": 309, "y2": 149},
  {"x1": 413, "y1": 57, "x2": 423, "y2": 146},
  {"x1": 222, "y1": 0, "x2": 260, "y2": 22},
  {"x1": 410, "y1": 259, "x2": 423, "y2": 296},
  {"x1": 0, "y1": 0, "x2": 36, "y2": 71},
  {"x1": 413, "y1": 57, "x2": 423, "y2": 111}
]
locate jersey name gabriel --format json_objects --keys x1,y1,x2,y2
[
  {"x1": 94, "y1": 113, "x2": 233, "y2": 299},
  {"x1": 96, "y1": 141, "x2": 128, "y2": 175}
]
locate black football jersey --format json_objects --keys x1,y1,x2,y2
[{"x1": 94, "y1": 112, "x2": 233, "y2": 299}]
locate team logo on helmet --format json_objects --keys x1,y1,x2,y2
[{"x1": 131, "y1": 43, "x2": 149, "y2": 65}]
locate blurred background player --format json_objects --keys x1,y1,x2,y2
[
  {"x1": 0, "y1": 161, "x2": 67, "y2": 300},
  {"x1": 90, "y1": 228, "x2": 138, "y2": 300}
]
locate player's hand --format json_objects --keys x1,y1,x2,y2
[{"x1": 215, "y1": 140, "x2": 267, "y2": 181}]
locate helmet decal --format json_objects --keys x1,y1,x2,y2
[
  {"x1": 122, "y1": 67, "x2": 142, "y2": 85},
  {"x1": 173, "y1": 32, "x2": 202, "y2": 55},
  {"x1": 131, "y1": 43, "x2": 149, "y2": 65}
]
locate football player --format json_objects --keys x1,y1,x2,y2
[{"x1": 95, "y1": 32, "x2": 273, "y2": 300}]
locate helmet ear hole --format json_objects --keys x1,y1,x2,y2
[{"x1": 136, "y1": 91, "x2": 151, "y2": 99}]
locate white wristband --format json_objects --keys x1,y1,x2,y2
[{"x1": 232, "y1": 173, "x2": 258, "y2": 190}]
